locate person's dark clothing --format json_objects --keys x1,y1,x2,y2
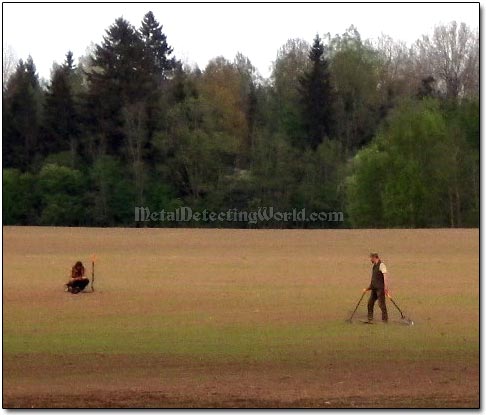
[
  {"x1": 69, "y1": 278, "x2": 90, "y2": 293},
  {"x1": 67, "y1": 263, "x2": 89, "y2": 293},
  {"x1": 368, "y1": 288, "x2": 388, "y2": 322},
  {"x1": 72, "y1": 264, "x2": 85, "y2": 279},
  {"x1": 368, "y1": 260, "x2": 388, "y2": 322},
  {"x1": 370, "y1": 260, "x2": 385, "y2": 290}
]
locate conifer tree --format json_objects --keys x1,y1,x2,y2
[
  {"x1": 3, "y1": 56, "x2": 41, "y2": 168},
  {"x1": 86, "y1": 18, "x2": 146, "y2": 155},
  {"x1": 42, "y1": 51, "x2": 79, "y2": 161},
  {"x1": 299, "y1": 34, "x2": 334, "y2": 149},
  {"x1": 140, "y1": 11, "x2": 176, "y2": 82}
]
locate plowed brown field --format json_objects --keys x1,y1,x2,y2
[{"x1": 3, "y1": 227, "x2": 479, "y2": 408}]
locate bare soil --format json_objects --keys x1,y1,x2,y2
[
  {"x1": 3, "y1": 227, "x2": 479, "y2": 408},
  {"x1": 3, "y1": 353, "x2": 478, "y2": 408}
]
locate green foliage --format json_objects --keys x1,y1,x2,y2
[
  {"x1": 346, "y1": 144, "x2": 388, "y2": 227},
  {"x1": 42, "y1": 151, "x2": 76, "y2": 169},
  {"x1": 298, "y1": 35, "x2": 334, "y2": 148},
  {"x1": 89, "y1": 156, "x2": 136, "y2": 226},
  {"x1": 250, "y1": 132, "x2": 299, "y2": 212},
  {"x1": 145, "y1": 181, "x2": 182, "y2": 216},
  {"x1": 42, "y1": 52, "x2": 79, "y2": 158},
  {"x1": 270, "y1": 39, "x2": 310, "y2": 143},
  {"x1": 37, "y1": 164, "x2": 86, "y2": 225},
  {"x1": 329, "y1": 28, "x2": 382, "y2": 152},
  {"x1": 3, "y1": 169, "x2": 38, "y2": 225},
  {"x1": 3, "y1": 57, "x2": 42, "y2": 169},
  {"x1": 346, "y1": 99, "x2": 478, "y2": 228},
  {"x1": 2, "y1": 16, "x2": 479, "y2": 229}
]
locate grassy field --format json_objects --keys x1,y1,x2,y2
[{"x1": 3, "y1": 226, "x2": 479, "y2": 408}]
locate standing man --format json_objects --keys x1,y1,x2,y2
[{"x1": 364, "y1": 253, "x2": 388, "y2": 323}]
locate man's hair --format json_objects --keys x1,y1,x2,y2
[{"x1": 370, "y1": 253, "x2": 379, "y2": 259}]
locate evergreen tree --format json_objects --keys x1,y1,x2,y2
[
  {"x1": 86, "y1": 17, "x2": 146, "y2": 156},
  {"x1": 3, "y1": 56, "x2": 41, "y2": 169},
  {"x1": 139, "y1": 11, "x2": 177, "y2": 165},
  {"x1": 41, "y1": 51, "x2": 79, "y2": 163},
  {"x1": 171, "y1": 63, "x2": 189, "y2": 104},
  {"x1": 1, "y1": 18, "x2": 479, "y2": 229},
  {"x1": 65, "y1": 50, "x2": 75, "y2": 70},
  {"x1": 24, "y1": 56, "x2": 39, "y2": 89},
  {"x1": 299, "y1": 34, "x2": 334, "y2": 149},
  {"x1": 140, "y1": 11, "x2": 176, "y2": 82}
]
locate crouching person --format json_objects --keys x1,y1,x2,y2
[{"x1": 65, "y1": 261, "x2": 90, "y2": 294}]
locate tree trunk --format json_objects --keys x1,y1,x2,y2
[{"x1": 449, "y1": 189, "x2": 455, "y2": 228}]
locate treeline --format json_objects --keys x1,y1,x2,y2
[{"x1": 3, "y1": 13, "x2": 479, "y2": 228}]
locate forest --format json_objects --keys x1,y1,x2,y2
[{"x1": 3, "y1": 12, "x2": 479, "y2": 228}]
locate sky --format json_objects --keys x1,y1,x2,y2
[{"x1": 2, "y1": 3, "x2": 479, "y2": 81}]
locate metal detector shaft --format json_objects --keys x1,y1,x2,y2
[
  {"x1": 348, "y1": 290, "x2": 367, "y2": 321},
  {"x1": 91, "y1": 255, "x2": 95, "y2": 292},
  {"x1": 387, "y1": 295, "x2": 405, "y2": 318}
]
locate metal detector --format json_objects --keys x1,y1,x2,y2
[
  {"x1": 345, "y1": 290, "x2": 367, "y2": 323},
  {"x1": 387, "y1": 294, "x2": 414, "y2": 325}
]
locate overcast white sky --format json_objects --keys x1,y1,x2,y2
[{"x1": 3, "y1": 3, "x2": 479, "y2": 81}]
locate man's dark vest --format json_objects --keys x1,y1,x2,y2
[{"x1": 371, "y1": 260, "x2": 384, "y2": 289}]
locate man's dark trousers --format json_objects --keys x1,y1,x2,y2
[{"x1": 368, "y1": 289, "x2": 388, "y2": 322}]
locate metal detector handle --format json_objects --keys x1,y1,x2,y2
[
  {"x1": 91, "y1": 254, "x2": 96, "y2": 292},
  {"x1": 386, "y1": 294, "x2": 405, "y2": 319},
  {"x1": 348, "y1": 290, "x2": 367, "y2": 321}
]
